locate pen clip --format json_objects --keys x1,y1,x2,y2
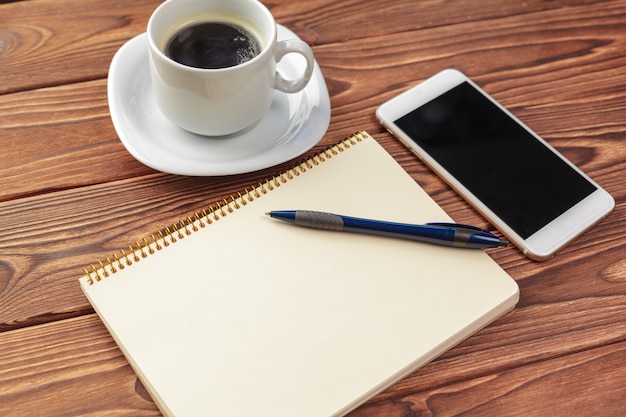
[{"x1": 425, "y1": 222, "x2": 490, "y2": 234}]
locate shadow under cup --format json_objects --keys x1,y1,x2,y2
[{"x1": 147, "y1": 0, "x2": 313, "y2": 137}]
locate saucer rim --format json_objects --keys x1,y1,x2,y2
[{"x1": 107, "y1": 26, "x2": 331, "y2": 176}]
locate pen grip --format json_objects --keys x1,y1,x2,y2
[{"x1": 294, "y1": 211, "x2": 345, "y2": 231}]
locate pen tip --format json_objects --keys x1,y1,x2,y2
[{"x1": 499, "y1": 238, "x2": 509, "y2": 247}]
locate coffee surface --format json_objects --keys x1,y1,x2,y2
[{"x1": 166, "y1": 22, "x2": 260, "y2": 69}]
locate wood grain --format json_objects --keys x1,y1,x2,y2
[
  {"x1": 0, "y1": 315, "x2": 161, "y2": 416},
  {"x1": 353, "y1": 341, "x2": 626, "y2": 417},
  {"x1": 2, "y1": 0, "x2": 620, "y2": 94},
  {"x1": 1, "y1": 0, "x2": 625, "y2": 415},
  {"x1": 0, "y1": 0, "x2": 161, "y2": 94}
]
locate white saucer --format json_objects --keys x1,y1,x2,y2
[{"x1": 107, "y1": 26, "x2": 330, "y2": 176}]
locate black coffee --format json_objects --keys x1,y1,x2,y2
[{"x1": 165, "y1": 22, "x2": 261, "y2": 69}]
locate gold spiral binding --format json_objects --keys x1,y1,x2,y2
[{"x1": 82, "y1": 131, "x2": 368, "y2": 285}]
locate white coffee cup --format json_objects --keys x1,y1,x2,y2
[{"x1": 147, "y1": 0, "x2": 315, "y2": 136}]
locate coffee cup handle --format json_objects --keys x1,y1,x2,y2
[{"x1": 273, "y1": 39, "x2": 315, "y2": 94}]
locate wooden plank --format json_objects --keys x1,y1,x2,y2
[
  {"x1": 262, "y1": 0, "x2": 573, "y2": 46},
  {"x1": 0, "y1": 315, "x2": 161, "y2": 416},
  {"x1": 0, "y1": 0, "x2": 161, "y2": 94},
  {"x1": 0, "y1": 80, "x2": 154, "y2": 202},
  {"x1": 1, "y1": 0, "x2": 612, "y2": 94},
  {"x1": 352, "y1": 341, "x2": 626, "y2": 416}
]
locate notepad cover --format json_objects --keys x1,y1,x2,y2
[{"x1": 80, "y1": 132, "x2": 519, "y2": 417}]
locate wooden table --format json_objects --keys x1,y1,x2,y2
[{"x1": 1, "y1": 0, "x2": 625, "y2": 415}]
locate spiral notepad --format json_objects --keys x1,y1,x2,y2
[{"x1": 80, "y1": 131, "x2": 519, "y2": 417}]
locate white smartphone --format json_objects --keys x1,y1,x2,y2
[{"x1": 376, "y1": 68, "x2": 614, "y2": 260}]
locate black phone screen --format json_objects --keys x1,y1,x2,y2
[{"x1": 394, "y1": 82, "x2": 597, "y2": 239}]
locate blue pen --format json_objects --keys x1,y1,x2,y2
[{"x1": 266, "y1": 210, "x2": 508, "y2": 249}]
